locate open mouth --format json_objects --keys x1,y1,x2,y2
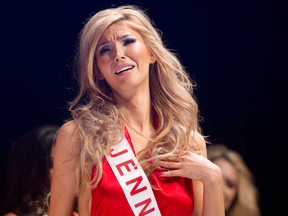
[{"x1": 115, "y1": 66, "x2": 134, "y2": 74}]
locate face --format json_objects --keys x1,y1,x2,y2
[
  {"x1": 213, "y1": 158, "x2": 238, "y2": 212},
  {"x1": 95, "y1": 22, "x2": 155, "y2": 99}
]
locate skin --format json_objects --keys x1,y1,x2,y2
[
  {"x1": 212, "y1": 158, "x2": 238, "y2": 212},
  {"x1": 49, "y1": 145, "x2": 55, "y2": 180},
  {"x1": 49, "y1": 21, "x2": 224, "y2": 216}
]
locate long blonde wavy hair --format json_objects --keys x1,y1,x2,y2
[
  {"x1": 207, "y1": 144, "x2": 261, "y2": 216},
  {"x1": 69, "y1": 5, "x2": 202, "y2": 191}
]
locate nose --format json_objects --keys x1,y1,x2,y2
[{"x1": 114, "y1": 44, "x2": 125, "y2": 62}]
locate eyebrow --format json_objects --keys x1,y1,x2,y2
[{"x1": 98, "y1": 34, "x2": 133, "y2": 47}]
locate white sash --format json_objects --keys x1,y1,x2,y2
[{"x1": 106, "y1": 138, "x2": 161, "y2": 216}]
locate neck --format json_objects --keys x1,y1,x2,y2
[{"x1": 120, "y1": 105, "x2": 154, "y2": 133}]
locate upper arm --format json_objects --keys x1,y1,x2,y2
[
  {"x1": 49, "y1": 121, "x2": 79, "y2": 216},
  {"x1": 191, "y1": 132, "x2": 225, "y2": 216},
  {"x1": 192, "y1": 131, "x2": 207, "y2": 157},
  {"x1": 191, "y1": 132, "x2": 206, "y2": 216}
]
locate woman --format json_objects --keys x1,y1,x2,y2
[
  {"x1": 49, "y1": 5, "x2": 224, "y2": 216},
  {"x1": 1, "y1": 125, "x2": 59, "y2": 216},
  {"x1": 207, "y1": 144, "x2": 261, "y2": 216}
]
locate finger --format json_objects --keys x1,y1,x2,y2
[
  {"x1": 158, "y1": 160, "x2": 181, "y2": 169},
  {"x1": 160, "y1": 154, "x2": 181, "y2": 162},
  {"x1": 161, "y1": 169, "x2": 180, "y2": 177}
]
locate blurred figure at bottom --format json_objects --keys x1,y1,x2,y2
[
  {"x1": 0, "y1": 125, "x2": 60, "y2": 216},
  {"x1": 207, "y1": 144, "x2": 261, "y2": 216}
]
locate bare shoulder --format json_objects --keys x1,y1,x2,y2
[
  {"x1": 55, "y1": 120, "x2": 81, "y2": 158},
  {"x1": 58, "y1": 120, "x2": 79, "y2": 137},
  {"x1": 3, "y1": 213, "x2": 17, "y2": 216}
]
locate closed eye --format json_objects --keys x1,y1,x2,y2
[
  {"x1": 98, "y1": 45, "x2": 111, "y2": 55},
  {"x1": 226, "y1": 179, "x2": 237, "y2": 189},
  {"x1": 98, "y1": 37, "x2": 136, "y2": 56},
  {"x1": 123, "y1": 38, "x2": 136, "y2": 46}
]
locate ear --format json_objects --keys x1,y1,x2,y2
[{"x1": 150, "y1": 55, "x2": 156, "y2": 64}]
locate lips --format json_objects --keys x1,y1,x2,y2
[{"x1": 115, "y1": 65, "x2": 134, "y2": 74}]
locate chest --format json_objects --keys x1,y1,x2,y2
[
  {"x1": 90, "y1": 159, "x2": 194, "y2": 215},
  {"x1": 126, "y1": 128, "x2": 153, "y2": 155}
]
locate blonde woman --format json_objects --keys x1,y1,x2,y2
[
  {"x1": 49, "y1": 5, "x2": 224, "y2": 216},
  {"x1": 207, "y1": 144, "x2": 261, "y2": 216}
]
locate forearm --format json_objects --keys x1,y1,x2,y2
[
  {"x1": 49, "y1": 121, "x2": 79, "y2": 216},
  {"x1": 201, "y1": 167, "x2": 225, "y2": 216}
]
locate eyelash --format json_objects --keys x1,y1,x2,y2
[
  {"x1": 99, "y1": 46, "x2": 110, "y2": 55},
  {"x1": 123, "y1": 38, "x2": 136, "y2": 45},
  {"x1": 98, "y1": 38, "x2": 136, "y2": 55},
  {"x1": 226, "y1": 179, "x2": 236, "y2": 189}
]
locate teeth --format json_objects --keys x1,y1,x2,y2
[{"x1": 115, "y1": 66, "x2": 133, "y2": 74}]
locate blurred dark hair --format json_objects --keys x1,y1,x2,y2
[{"x1": 0, "y1": 124, "x2": 59, "y2": 215}]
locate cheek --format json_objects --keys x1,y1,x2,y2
[
  {"x1": 224, "y1": 186, "x2": 237, "y2": 201},
  {"x1": 97, "y1": 60, "x2": 114, "y2": 82},
  {"x1": 129, "y1": 43, "x2": 151, "y2": 63},
  {"x1": 223, "y1": 187, "x2": 237, "y2": 210},
  {"x1": 132, "y1": 44, "x2": 147, "y2": 56},
  {"x1": 97, "y1": 57, "x2": 110, "y2": 74}
]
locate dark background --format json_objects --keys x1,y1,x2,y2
[{"x1": 0, "y1": 0, "x2": 285, "y2": 215}]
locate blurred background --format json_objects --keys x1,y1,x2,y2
[{"x1": 0, "y1": 0, "x2": 285, "y2": 215}]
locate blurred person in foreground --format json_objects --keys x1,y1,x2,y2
[{"x1": 1, "y1": 125, "x2": 59, "y2": 216}]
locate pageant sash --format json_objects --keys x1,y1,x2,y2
[{"x1": 106, "y1": 138, "x2": 161, "y2": 216}]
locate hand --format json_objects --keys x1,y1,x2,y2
[{"x1": 157, "y1": 151, "x2": 220, "y2": 182}]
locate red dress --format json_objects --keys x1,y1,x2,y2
[{"x1": 91, "y1": 127, "x2": 194, "y2": 216}]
